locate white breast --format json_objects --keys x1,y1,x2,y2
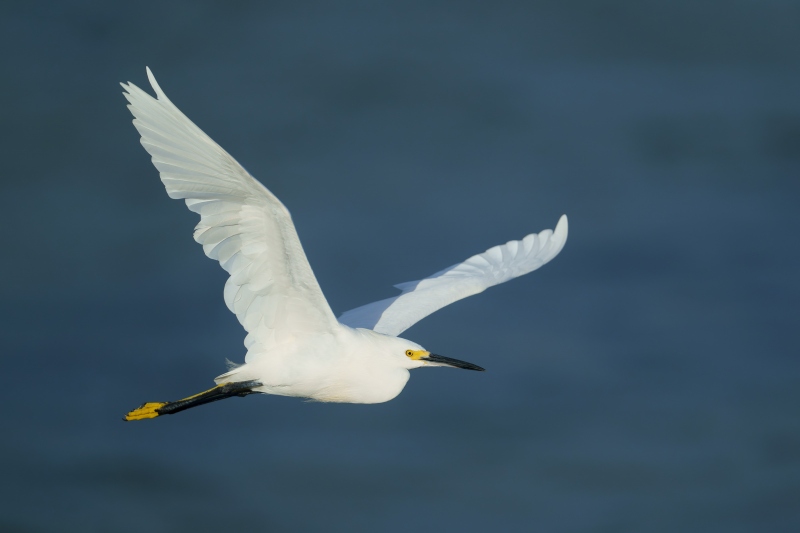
[{"x1": 230, "y1": 327, "x2": 412, "y2": 404}]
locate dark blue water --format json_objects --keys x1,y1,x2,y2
[{"x1": 1, "y1": 2, "x2": 799, "y2": 531}]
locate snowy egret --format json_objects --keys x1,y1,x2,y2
[{"x1": 122, "y1": 68, "x2": 568, "y2": 421}]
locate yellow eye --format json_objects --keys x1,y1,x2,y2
[{"x1": 405, "y1": 350, "x2": 413, "y2": 357}]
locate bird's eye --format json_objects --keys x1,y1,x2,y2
[{"x1": 405, "y1": 350, "x2": 413, "y2": 357}]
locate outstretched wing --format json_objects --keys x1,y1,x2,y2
[
  {"x1": 122, "y1": 68, "x2": 338, "y2": 357},
  {"x1": 339, "y1": 215, "x2": 568, "y2": 336}
]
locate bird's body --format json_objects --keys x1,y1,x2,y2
[
  {"x1": 122, "y1": 68, "x2": 568, "y2": 420},
  {"x1": 220, "y1": 328, "x2": 419, "y2": 404}
]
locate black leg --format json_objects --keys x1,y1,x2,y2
[{"x1": 124, "y1": 380, "x2": 263, "y2": 421}]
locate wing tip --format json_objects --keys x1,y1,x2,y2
[
  {"x1": 549, "y1": 214, "x2": 568, "y2": 257},
  {"x1": 145, "y1": 66, "x2": 168, "y2": 101},
  {"x1": 555, "y1": 214, "x2": 568, "y2": 240}
]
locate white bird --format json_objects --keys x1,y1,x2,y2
[{"x1": 122, "y1": 68, "x2": 568, "y2": 421}]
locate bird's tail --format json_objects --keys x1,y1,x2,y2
[
  {"x1": 213, "y1": 362, "x2": 245, "y2": 384},
  {"x1": 123, "y1": 380, "x2": 262, "y2": 421}
]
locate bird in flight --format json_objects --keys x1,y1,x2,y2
[{"x1": 122, "y1": 68, "x2": 568, "y2": 421}]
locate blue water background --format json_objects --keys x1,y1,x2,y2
[{"x1": 1, "y1": 2, "x2": 798, "y2": 531}]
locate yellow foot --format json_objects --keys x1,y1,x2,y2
[{"x1": 124, "y1": 402, "x2": 168, "y2": 421}]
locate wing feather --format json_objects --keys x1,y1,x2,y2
[
  {"x1": 122, "y1": 68, "x2": 337, "y2": 359},
  {"x1": 339, "y1": 215, "x2": 568, "y2": 336}
]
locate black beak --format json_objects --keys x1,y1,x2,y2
[{"x1": 424, "y1": 353, "x2": 485, "y2": 371}]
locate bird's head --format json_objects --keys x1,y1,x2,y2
[{"x1": 389, "y1": 336, "x2": 485, "y2": 372}]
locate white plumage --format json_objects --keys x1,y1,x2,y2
[
  {"x1": 339, "y1": 216, "x2": 568, "y2": 336},
  {"x1": 122, "y1": 68, "x2": 568, "y2": 412}
]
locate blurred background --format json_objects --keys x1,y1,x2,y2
[{"x1": 1, "y1": 1, "x2": 798, "y2": 531}]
